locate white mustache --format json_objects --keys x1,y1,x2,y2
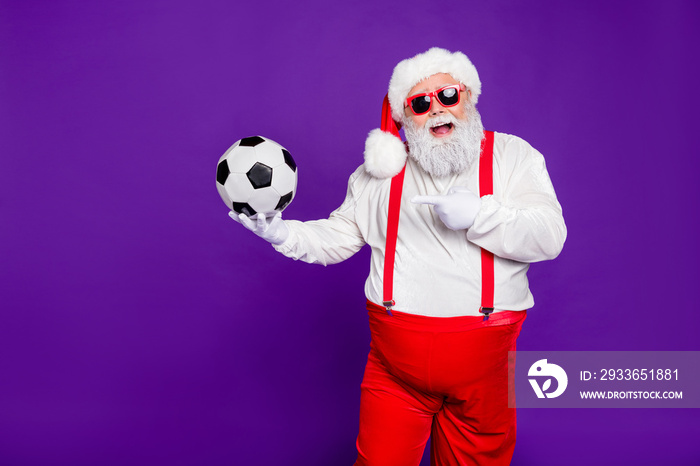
[{"x1": 427, "y1": 115, "x2": 459, "y2": 129}]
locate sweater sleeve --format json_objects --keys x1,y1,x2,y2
[
  {"x1": 272, "y1": 167, "x2": 367, "y2": 266},
  {"x1": 466, "y1": 134, "x2": 567, "y2": 263}
]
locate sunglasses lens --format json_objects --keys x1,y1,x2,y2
[
  {"x1": 438, "y1": 87, "x2": 460, "y2": 106},
  {"x1": 410, "y1": 96, "x2": 432, "y2": 115}
]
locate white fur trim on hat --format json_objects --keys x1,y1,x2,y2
[
  {"x1": 388, "y1": 47, "x2": 481, "y2": 122},
  {"x1": 363, "y1": 128, "x2": 407, "y2": 179}
]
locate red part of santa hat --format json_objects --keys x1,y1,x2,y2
[{"x1": 363, "y1": 48, "x2": 481, "y2": 179}]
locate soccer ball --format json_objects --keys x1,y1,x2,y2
[{"x1": 216, "y1": 136, "x2": 297, "y2": 217}]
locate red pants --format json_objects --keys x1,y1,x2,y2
[{"x1": 354, "y1": 301, "x2": 526, "y2": 466}]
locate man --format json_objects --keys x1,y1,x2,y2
[{"x1": 231, "y1": 47, "x2": 566, "y2": 465}]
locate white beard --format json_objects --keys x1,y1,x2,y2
[{"x1": 403, "y1": 103, "x2": 485, "y2": 178}]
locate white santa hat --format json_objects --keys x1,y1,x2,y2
[{"x1": 363, "y1": 47, "x2": 482, "y2": 179}]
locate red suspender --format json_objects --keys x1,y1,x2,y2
[
  {"x1": 382, "y1": 130, "x2": 495, "y2": 317},
  {"x1": 382, "y1": 165, "x2": 406, "y2": 316},
  {"x1": 479, "y1": 131, "x2": 495, "y2": 320}
]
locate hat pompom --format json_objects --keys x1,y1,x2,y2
[
  {"x1": 363, "y1": 128, "x2": 407, "y2": 179},
  {"x1": 363, "y1": 94, "x2": 407, "y2": 179}
]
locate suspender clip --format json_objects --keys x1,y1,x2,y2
[
  {"x1": 383, "y1": 300, "x2": 395, "y2": 316},
  {"x1": 480, "y1": 306, "x2": 494, "y2": 321}
]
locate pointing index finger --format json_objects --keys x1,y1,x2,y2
[{"x1": 411, "y1": 195, "x2": 443, "y2": 206}]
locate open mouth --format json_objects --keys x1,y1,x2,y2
[{"x1": 430, "y1": 122, "x2": 454, "y2": 137}]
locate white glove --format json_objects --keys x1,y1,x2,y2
[
  {"x1": 411, "y1": 186, "x2": 481, "y2": 231},
  {"x1": 228, "y1": 211, "x2": 290, "y2": 245}
]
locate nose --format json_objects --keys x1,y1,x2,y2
[{"x1": 430, "y1": 96, "x2": 446, "y2": 115}]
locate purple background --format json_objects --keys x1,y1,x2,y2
[{"x1": 1, "y1": 1, "x2": 698, "y2": 465}]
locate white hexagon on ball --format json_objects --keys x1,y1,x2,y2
[
  {"x1": 224, "y1": 172, "x2": 255, "y2": 202},
  {"x1": 226, "y1": 146, "x2": 259, "y2": 174},
  {"x1": 248, "y1": 186, "x2": 284, "y2": 213},
  {"x1": 271, "y1": 164, "x2": 296, "y2": 198}
]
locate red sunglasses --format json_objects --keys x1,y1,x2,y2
[{"x1": 404, "y1": 84, "x2": 465, "y2": 116}]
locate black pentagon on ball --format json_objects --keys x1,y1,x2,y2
[
  {"x1": 247, "y1": 162, "x2": 273, "y2": 189},
  {"x1": 232, "y1": 202, "x2": 257, "y2": 217},
  {"x1": 239, "y1": 136, "x2": 265, "y2": 147},
  {"x1": 282, "y1": 149, "x2": 296, "y2": 172},
  {"x1": 275, "y1": 191, "x2": 294, "y2": 211},
  {"x1": 216, "y1": 160, "x2": 230, "y2": 185}
]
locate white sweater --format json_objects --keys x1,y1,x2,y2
[{"x1": 273, "y1": 132, "x2": 567, "y2": 317}]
